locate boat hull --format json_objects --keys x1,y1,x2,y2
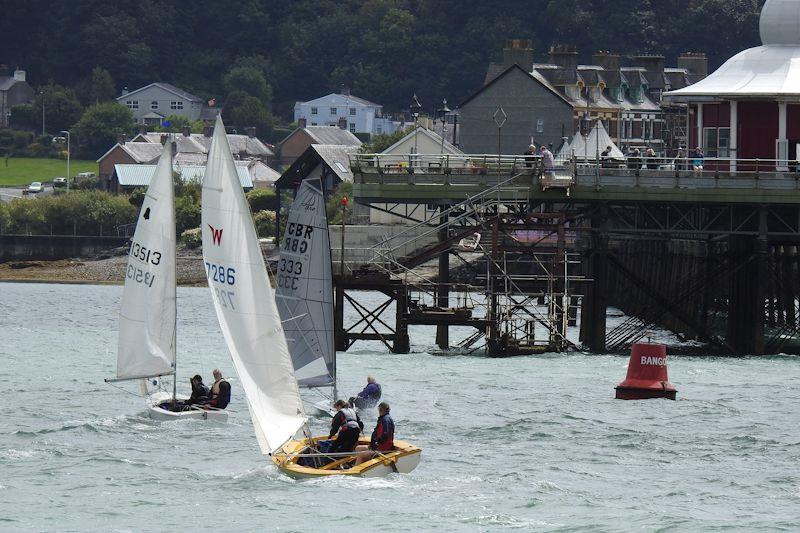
[
  {"x1": 272, "y1": 436, "x2": 421, "y2": 479},
  {"x1": 146, "y1": 392, "x2": 229, "y2": 421},
  {"x1": 310, "y1": 400, "x2": 335, "y2": 418}
]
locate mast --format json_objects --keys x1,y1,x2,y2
[
  {"x1": 171, "y1": 135, "x2": 178, "y2": 409},
  {"x1": 335, "y1": 196, "x2": 346, "y2": 403}
]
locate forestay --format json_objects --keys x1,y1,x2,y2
[
  {"x1": 116, "y1": 143, "x2": 176, "y2": 380},
  {"x1": 201, "y1": 115, "x2": 306, "y2": 454},
  {"x1": 276, "y1": 178, "x2": 335, "y2": 388}
]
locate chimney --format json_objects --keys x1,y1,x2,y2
[
  {"x1": 160, "y1": 134, "x2": 169, "y2": 145},
  {"x1": 502, "y1": 39, "x2": 534, "y2": 70},
  {"x1": 137, "y1": 124, "x2": 148, "y2": 135},
  {"x1": 13, "y1": 69, "x2": 26, "y2": 82},
  {"x1": 340, "y1": 85, "x2": 351, "y2": 96},
  {"x1": 298, "y1": 117, "x2": 307, "y2": 129},
  {"x1": 246, "y1": 126, "x2": 256, "y2": 138},
  {"x1": 337, "y1": 117, "x2": 347, "y2": 129},
  {"x1": 632, "y1": 54, "x2": 665, "y2": 74},
  {"x1": 116, "y1": 133, "x2": 127, "y2": 145},
  {"x1": 203, "y1": 125, "x2": 213, "y2": 137},
  {"x1": 170, "y1": 140, "x2": 177, "y2": 156},
  {"x1": 548, "y1": 44, "x2": 579, "y2": 71},
  {"x1": 677, "y1": 52, "x2": 708, "y2": 77},
  {"x1": 591, "y1": 51, "x2": 620, "y2": 72},
  {"x1": 182, "y1": 126, "x2": 191, "y2": 137},
  {"x1": 121, "y1": 86, "x2": 129, "y2": 96}
]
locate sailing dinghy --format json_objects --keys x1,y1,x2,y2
[
  {"x1": 275, "y1": 178, "x2": 338, "y2": 418},
  {"x1": 202, "y1": 116, "x2": 421, "y2": 477},
  {"x1": 108, "y1": 142, "x2": 226, "y2": 422}
]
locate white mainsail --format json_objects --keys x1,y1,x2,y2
[
  {"x1": 201, "y1": 115, "x2": 306, "y2": 454},
  {"x1": 276, "y1": 178, "x2": 335, "y2": 389},
  {"x1": 116, "y1": 143, "x2": 176, "y2": 380}
]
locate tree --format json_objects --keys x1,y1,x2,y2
[
  {"x1": 225, "y1": 95, "x2": 273, "y2": 138},
  {"x1": 223, "y1": 60, "x2": 273, "y2": 105},
  {"x1": 359, "y1": 126, "x2": 412, "y2": 153},
  {"x1": 72, "y1": 102, "x2": 134, "y2": 159},
  {"x1": 153, "y1": 114, "x2": 204, "y2": 133},
  {"x1": 76, "y1": 67, "x2": 117, "y2": 107},
  {"x1": 34, "y1": 83, "x2": 83, "y2": 134},
  {"x1": 8, "y1": 104, "x2": 37, "y2": 132}
]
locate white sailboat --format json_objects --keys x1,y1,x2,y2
[
  {"x1": 275, "y1": 178, "x2": 338, "y2": 418},
  {"x1": 108, "y1": 142, "x2": 226, "y2": 422},
  {"x1": 202, "y1": 116, "x2": 421, "y2": 477}
]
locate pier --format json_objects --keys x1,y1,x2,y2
[{"x1": 330, "y1": 153, "x2": 800, "y2": 356}]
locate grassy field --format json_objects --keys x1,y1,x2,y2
[{"x1": 0, "y1": 157, "x2": 98, "y2": 186}]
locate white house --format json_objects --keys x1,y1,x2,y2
[{"x1": 294, "y1": 90, "x2": 401, "y2": 136}]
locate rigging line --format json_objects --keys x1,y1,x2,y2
[{"x1": 106, "y1": 380, "x2": 148, "y2": 399}]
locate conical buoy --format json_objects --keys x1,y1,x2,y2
[{"x1": 615, "y1": 342, "x2": 677, "y2": 400}]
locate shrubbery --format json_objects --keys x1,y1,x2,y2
[
  {"x1": 0, "y1": 190, "x2": 136, "y2": 235},
  {"x1": 252, "y1": 210, "x2": 276, "y2": 238},
  {"x1": 246, "y1": 188, "x2": 277, "y2": 212}
]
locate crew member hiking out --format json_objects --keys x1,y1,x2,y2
[{"x1": 352, "y1": 375, "x2": 381, "y2": 410}]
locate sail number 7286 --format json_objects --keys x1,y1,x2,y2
[{"x1": 205, "y1": 262, "x2": 236, "y2": 285}]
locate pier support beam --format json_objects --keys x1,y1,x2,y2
[
  {"x1": 436, "y1": 211, "x2": 449, "y2": 350},
  {"x1": 580, "y1": 208, "x2": 609, "y2": 352}
]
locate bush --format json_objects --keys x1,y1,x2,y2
[
  {"x1": 252, "y1": 209, "x2": 276, "y2": 238},
  {"x1": 246, "y1": 188, "x2": 277, "y2": 212},
  {"x1": 326, "y1": 181, "x2": 353, "y2": 225},
  {"x1": 3, "y1": 190, "x2": 136, "y2": 235},
  {"x1": 0, "y1": 202, "x2": 10, "y2": 233},
  {"x1": 180, "y1": 227, "x2": 202, "y2": 248},
  {"x1": 72, "y1": 177, "x2": 102, "y2": 190},
  {"x1": 175, "y1": 194, "x2": 200, "y2": 236}
]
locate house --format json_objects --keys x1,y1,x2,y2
[
  {"x1": 459, "y1": 63, "x2": 574, "y2": 154},
  {"x1": 116, "y1": 82, "x2": 214, "y2": 125},
  {"x1": 476, "y1": 40, "x2": 708, "y2": 154},
  {"x1": 278, "y1": 124, "x2": 362, "y2": 167},
  {"x1": 98, "y1": 126, "x2": 276, "y2": 190},
  {"x1": 294, "y1": 90, "x2": 401, "y2": 136},
  {"x1": 665, "y1": 0, "x2": 800, "y2": 169},
  {"x1": 0, "y1": 69, "x2": 35, "y2": 127},
  {"x1": 368, "y1": 127, "x2": 466, "y2": 225},
  {"x1": 111, "y1": 163, "x2": 253, "y2": 194}
]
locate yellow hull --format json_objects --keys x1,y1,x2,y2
[{"x1": 271, "y1": 436, "x2": 422, "y2": 479}]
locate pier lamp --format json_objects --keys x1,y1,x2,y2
[
  {"x1": 410, "y1": 93, "x2": 422, "y2": 156},
  {"x1": 437, "y1": 98, "x2": 451, "y2": 154},
  {"x1": 59, "y1": 130, "x2": 71, "y2": 191}
]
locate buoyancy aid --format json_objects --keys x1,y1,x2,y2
[
  {"x1": 341, "y1": 408, "x2": 360, "y2": 430},
  {"x1": 371, "y1": 413, "x2": 394, "y2": 451}
]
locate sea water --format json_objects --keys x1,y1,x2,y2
[{"x1": 0, "y1": 282, "x2": 798, "y2": 531}]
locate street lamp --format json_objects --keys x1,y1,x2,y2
[
  {"x1": 437, "y1": 98, "x2": 451, "y2": 154},
  {"x1": 60, "y1": 130, "x2": 71, "y2": 191},
  {"x1": 40, "y1": 90, "x2": 46, "y2": 136},
  {"x1": 409, "y1": 93, "x2": 422, "y2": 155}
]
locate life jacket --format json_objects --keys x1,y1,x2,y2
[
  {"x1": 373, "y1": 413, "x2": 394, "y2": 451},
  {"x1": 340, "y1": 408, "x2": 360, "y2": 430},
  {"x1": 210, "y1": 378, "x2": 227, "y2": 396}
]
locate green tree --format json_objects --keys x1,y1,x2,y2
[
  {"x1": 153, "y1": 114, "x2": 204, "y2": 133},
  {"x1": 246, "y1": 188, "x2": 278, "y2": 212},
  {"x1": 72, "y1": 102, "x2": 134, "y2": 159},
  {"x1": 252, "y1": 210, "x2": 276, "y2": 238},
  {"x1": 326, "y1": 181, "x2": 353, "y2": 225},
  {"x1": 223, "y1": 60, "x2": 273, "y2": 104},
  {"x1": 359, "y1": 126, "x2": 412, "y2": 153},
  {"x1": 34, "y1": 83, "x2": 83, "y2": 134},
  {"x1": 225, "y1": 95, "x2": 273, "y2": 138},
  {"x1": 76, "y1": 67, "x2": 117, "y2": 107},
  {"x1": 8, "y1": 104, "x2": 37, "y2": 132}
]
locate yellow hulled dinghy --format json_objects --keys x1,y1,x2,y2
[
  {"x1": 272, "y1": 436, "x2": 422, "y2": 479},
  {"x1": 201, "y1": 115, "x2": 421, "y2": 478}
]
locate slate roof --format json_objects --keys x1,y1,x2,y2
[
  {"x1": 117, "y1": 82, "x2": 203, "y2": 102},
  {"x1": 303, "y1": 126, "x2": 362, "y2": 146},
  {"x1": 0, "y1": 77, "x2": 21, "y2": 91},
  {"x1": 114, "y1": 163, "x2": 253, "y2": 188}
]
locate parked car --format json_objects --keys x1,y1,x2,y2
[
  {"x1": 53, "y1": 177, "x2": 67, "y2": 188},
  {"x1": 27, "y1": 181, "x2": 44, "y2": 193}
]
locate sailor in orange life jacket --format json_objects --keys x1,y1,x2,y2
[
  {"x1": 354, "y1": 402, "x2": 394, "y2": 465},
  {"x1": 206, "y1": 368, "x2": 231, "y2": 409}
]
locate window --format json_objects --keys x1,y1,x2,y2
[
  {"x1": 311, "y1": 122, "x2": 318, "y2": 126},
  {"x1": 349, "y1": 123, "x2": 356, "y2": 133},
  {"x1": 125, "y1": 100, "x2": 139, "y2": 110},
  {"x1": 349, "y1": 107, "x2": 357, "y2": 116},
  {"x1": 311, "y1": 107, "x2": 318, "y2": 115},
  {"x1": 376, "y1": 125, "x2": 383, "y2": 134},
  {"x1": 330, "y1": 107, "x2": 337, "y2": 115},
  {"x1": 151, "y1": 101, "x2": 158, "y2": 110},
  {"x1": 704, "y1": 127, "x2": 730, "y2": 158},
  {"x1": 536, "y1": 118, "x2": 544, "y2": 134},
  {"x1": 170, "y1": 101, "x2": 183, "y2": 110}
]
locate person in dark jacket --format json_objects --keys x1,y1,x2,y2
[
  {"x1": 355, "y1": 402, "x2": 395, "y2": 465},
  {"x1": 207, "y1": 368, "x2": 231, "y2": 409},
  {"x1": 353, "y1": 376, "x2": 381, "y2": 410},
  {"x1": 186, "y1": 375, "x2": 209, "y2": 405},
  {"x1": 328, "y1": 399, "x2": 363, "y2": 454}
]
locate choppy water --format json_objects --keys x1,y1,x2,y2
[{"x1": 1, "y1": 282, "x2": 799, "y2": 531}]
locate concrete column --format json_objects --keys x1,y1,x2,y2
[
  {"x1": 778, "y1": 101, "x2": 788, "y2": 170},
  {"x1": 730, "y1": 101, "x2": 738, "y2": 172},
  {"x1": 696, "y1": 103, "x2": 704, "y2": 151},
  {"x1": 435, "y1": 211, "x2": 450, "y2": 350}
]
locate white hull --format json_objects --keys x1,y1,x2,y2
[
  {"x1": 311, "y1": 400, "x2": 335, "y2": 418},
  {"x1": 146, "y1": 391, "x2": 228, "y2": 422}
]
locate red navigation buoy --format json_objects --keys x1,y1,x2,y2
[{"x1": 615, "y1": 343, "x2": 677, "y2": 400}]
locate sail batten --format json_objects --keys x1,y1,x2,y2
[
  {"x1": 276, "y1": 178, "x2": 335, "y2": 389},
  {"x1": 116, "y1": 144, "x2": 176, "y2": 380},
  {"x1": 202, "y1": 115, "x2": 306, "y2": 455}
]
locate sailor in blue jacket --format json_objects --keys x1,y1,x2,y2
[{"x1": 352, "y1": 376, "x2": 382, "y2": 410}]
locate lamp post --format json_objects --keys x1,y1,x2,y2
[
  {"x1": 60, "y1": 130, "x2": 70, "y2": 191},
  {"x1": 40, "y1": 90, "x2": 46, "y2": 136},
  {"x1": 493, "y1": 106, "x2": 507, "y2": 158},
  {"x1": 410, "y1": 93, "x2": 422, "y2": 157},
  {"x1": 437, "y1": 98, "x2": 451, "y2": 155}
]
